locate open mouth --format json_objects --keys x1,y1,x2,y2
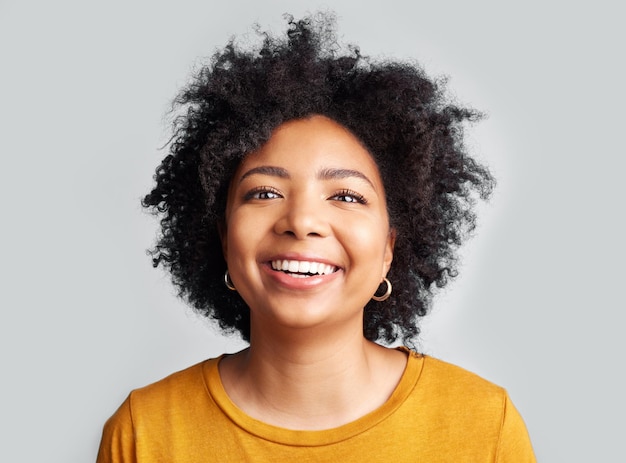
[{"x1": 270, "y1": 259, "x2": 339, "y2": 278}]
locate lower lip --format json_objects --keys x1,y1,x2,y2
[{"x1": 261, "y1": 264, "x2": 341, "y2": 290}]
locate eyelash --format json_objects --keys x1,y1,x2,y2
[
  {"x1": 331, "y1": 189, "x2": 368, "y2": 204},
  {"x1": 243, "y1": 187, "x2": 367, "y2": 204},
  {"x1": 244, "y1": 186, "x2": 282, "y2": 201}
]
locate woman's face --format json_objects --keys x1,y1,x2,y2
[{"x1": 223, "y1": 115, "x2": 394, "y2": 336}]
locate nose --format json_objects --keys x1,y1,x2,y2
[{"x1": 273, "y1": 193, "x2": 330, "y2": 239}]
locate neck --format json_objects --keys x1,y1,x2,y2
[
  {"x1": 219, "y1": 321, "x2": 407, "y2": 430},
  {"x1": 249, "y1": 318, "x2": 367, "y2": 368}
]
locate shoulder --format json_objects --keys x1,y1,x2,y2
[
  {"x1": 98, "y1": 358, "x2": 226, "y2": 461},
  {"x1": 404, "y1": 353, "x2": 509, "y2": 433},
  {"x1": 126, "y1": 358, "x2": 218, "y2": 413},
  {"x1": 100, "y1": 359, "x2": 221, "y2": 450},
  {"x1": 419, "y1": 355, "x2": 506, "y2": 399},
  {"x1": 101, "y1": 358, "x2": 219, "y2": 434},
  {"x1": 403, "y1": 354, "x2": 535, "y2": 461}
]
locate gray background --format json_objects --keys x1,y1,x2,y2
[{"x1": 1, "y1": 0, "x2": 624, "y2": 461}]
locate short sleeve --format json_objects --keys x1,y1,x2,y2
[
  {"x1": 495, "y1": 394, "x2": 536, "y2": 463},
  {"x1": 96, "y1": 396, "x2": 137, "y2": 463}
]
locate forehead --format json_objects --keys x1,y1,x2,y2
[{"x1": 235, "y1": 115, "x2": 382, "y2": 181}]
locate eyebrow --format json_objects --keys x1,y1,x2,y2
[
  {"x1": 239, "y1": 165, "x2": 375, "y2": 188},
  {"x1": 239, "y1": 166, "x2": 290, "y2": 183},
  {"x1": 317, "y1": 167, "x2": 375, "y2": 188}
]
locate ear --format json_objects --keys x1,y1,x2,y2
[{"x1": 382, "y1": 228, "x2": 396, "y2": 277}]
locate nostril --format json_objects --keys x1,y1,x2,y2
[{"x1": 273, "y1": 206, "x2": 331, "y2": 239}]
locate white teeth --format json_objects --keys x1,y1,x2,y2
[{"x1": 271, "y1": 259, "x2": 337, "y2": 275}]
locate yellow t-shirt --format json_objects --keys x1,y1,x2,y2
[{"x1": 97, "y1": 350, "x2": 535, "y2": 462}]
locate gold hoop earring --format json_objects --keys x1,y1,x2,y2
[
  {"x1": 372, "y1": 277, "x2": 392, "y2": 302},
  {"x1": 224, "y1": 270, "x2": 236, "y2": 291}
]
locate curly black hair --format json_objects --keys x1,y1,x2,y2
[{"x1": 142, "y1": 13, "x2": 494, "y2": 346}]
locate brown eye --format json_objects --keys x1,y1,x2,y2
[
  {"x1": 244, "y1": 187, "x2": 282, "y2": 201},
  {"x1": 331, "y1": 189, "x2": 367, "y2": 204}
]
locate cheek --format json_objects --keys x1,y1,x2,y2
[
  {"x1": 223, "y1": 217, "x2": 255, "y2": 296},
  {"x1": 345, "y1": 217, "x2": 390, "y2": 263},
  {"x1": 224, "y1": 208, "x2": 274, "y2": 269},
  {"x1": 225, "y1": 213, "x2": 252, "y2": 264}
]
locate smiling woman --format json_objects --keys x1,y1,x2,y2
[
  {"x1": 97, "y1": 13, "x2": 535, "y2": 462},
  {"x1": 223, "y1": 116, "x2": 394, "y2": 344}
]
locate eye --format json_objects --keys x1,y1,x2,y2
[
  {"x1": 244, "y1": 186, "x2": 283, "y2": 201},
  {"x1": 331, "y1": 189, "x2": 368, "y2": 204}
]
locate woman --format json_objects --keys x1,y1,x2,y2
[{"x1": 98, "y1": 14, "x2": 535, "y2": 462}]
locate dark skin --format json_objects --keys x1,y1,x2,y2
[{"x1": 218, "y1": 116, "x2": 406, "y2": 430}]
